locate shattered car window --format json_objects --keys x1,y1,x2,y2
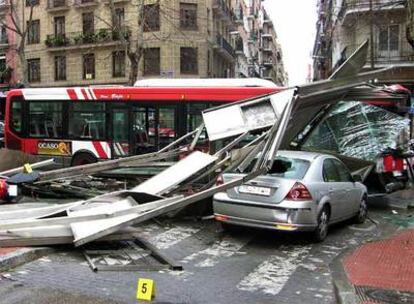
[{"x1": 302, "y1": 101, "x2": 409, "y2": 161}]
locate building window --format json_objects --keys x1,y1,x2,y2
[
  {"x1": 180, "y1": 3, "x2": 197, "y2": 30},
  {"x1": 112, "y1": 51, "x2": 125, "y2": 78},
  {"x1": 27, "y1": 58, "x2": 41, "y2": 83},
  {"x1": 83, "y1": 53, "x2": 95, "y2": 80},
  {"x1": 54, "y1": 16, "x2": 65, "y2": 36},
  {"x1": 180, "y1": 47, "x2": 198, "y2": 74},
  {"x1": 82, "y1": 12, "x2": 94, "y2": 35},
  {"x1": 378, "y1": 24, "x2": 399, "y2": 53},
  {"x1": 0, "y1": 26, "x2": 7, "y2": 44},
  {"x1": 143, "y1": 4, "x2": 160, "y2": 32},
  {"x1": 113, "y1": 8, "x2": 125, "y2": 29},
  {"x1": 27, "y1": 20, "x2": 40, "y2": 44},
  {"x1": 54, "y1": 55, "x2": 66, "y2": 81},
  {"x1": 144, "y1": 48, "x2": 160, "y2": 75},
  {"x1": 0, "y1": 55, "x2": 6, "y2": 83},
  {"x1": 26, "y1": 0, "x2": 39, "y2": 6}
]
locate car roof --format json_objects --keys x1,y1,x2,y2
[{"x1": 276, "y1": 150, "x2": 327, "y2": 161}]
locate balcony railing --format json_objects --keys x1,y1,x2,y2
[
  {"x1": 45, "y1": 27, "x2": 130, "y2": 48},
  {"x1": 345, "y1": 41, "x2": 414, "y2": 65},
  {"x1": 339, "y1": 0, "x2": 406, "y2": 24},
  {"x1": 216, "y1": 33, "x2": 235, "y2": 58},
  {"x1": 74, "y1": 0, "x2": 98, "y2": 6},
  {"x1": 47, "y1": 0, "x2": 68, "y2": 9},
  {"x1": 213, "y1": 0, "x2": 231, "y2": 19}
]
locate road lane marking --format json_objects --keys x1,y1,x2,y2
[
  {"x1": 237, "y1": 245, "x2": 311, "y2": 295},
  {"x1": 182, "y1": 235, "x2": 251, "y2": 267},
  {"x1": 148, "y1": 226, "x2": 202, "y2": 250}
]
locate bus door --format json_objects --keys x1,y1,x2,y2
[
  {"x1": 131, "y1": 104, "x2": 177, "y2": 152},
  {"x1": 111, "y1": 106, "x2": 131, "y2": 157},
  {"x1": 132, "y1": 106, "x2": 156, "y2": 154},
  {"x1": 158, "y1": 106, "x2": 177, "y2": 149}
]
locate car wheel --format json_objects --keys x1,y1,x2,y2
[
  {"x1": 354, "y1": 197, "x2": 368, "y2": 224},
  {"x1": 313, "y1": 207, "x2": 330, "y2": 242}
]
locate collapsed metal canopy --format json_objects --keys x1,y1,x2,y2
[{"x1": 0, "y1": 40, "x2": 404, "y2": 248}]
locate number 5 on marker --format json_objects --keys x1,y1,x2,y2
[{"x1": 136, "y1": 278, "x2": 155, "y2": 302}]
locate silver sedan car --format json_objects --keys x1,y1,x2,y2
[{"x1": 213, "y1": 150, "x2": 368, "y2": 242}]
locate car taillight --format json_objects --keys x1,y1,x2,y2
[
  {"x1": 285, "y1": 182, "x2": 312, "y2": 201},
  {"x1": 216, "y1": 175, "x2": 224, "y2": 186}
]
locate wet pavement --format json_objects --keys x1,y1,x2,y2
[{"x1": 0, "y1": 206, "x2": 408, "y2": 304}]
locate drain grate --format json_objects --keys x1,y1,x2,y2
[{"x1": 355, "y1": 285, "x2": 414, "y2": 304}]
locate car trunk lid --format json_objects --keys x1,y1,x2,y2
[{"x1": 223, "y1": 173, "x2": 297, "y2": 204}]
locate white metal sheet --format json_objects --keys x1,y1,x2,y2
[
  {"x1": 132, "y1": 151, "x2": 218, "y2": 195},
  {"x1": 203, "y1": 89, "x2": 296, "y2": 141},
  {"x1": 67, "y1": 198, "x2": 136, "y2": 217}
]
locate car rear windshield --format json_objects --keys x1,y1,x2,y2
[{"x1": 268, "y1": 156, "x2": 311, "y2": 179}]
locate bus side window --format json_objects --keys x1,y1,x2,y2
[
  {"x1": 29, "y1": 102, "x2": 63, "y2": 138},
  {"x1": 10, "y1": 99, "x2": 22, "y2": 134},
  {"x1": 68, "y1": 102, "x2": 106, "y2": 140}
]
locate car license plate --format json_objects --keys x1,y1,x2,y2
[
  {"x1": 238, "y1": 185, "x2": 271, "y2": 196},
  {"x1": 7, "y1": 185, "x2": 18, "y2": 197}
]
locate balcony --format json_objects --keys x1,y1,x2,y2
[
  {"x1": 339, "y1": 0, "x2": 406, "y2": 26},
  {"x1": 247, "y1": 7, "x2": 255, "y2": 19},
  {"x1": 212, "y1": 0, "x2": 231, "y2": 20},
  {"x1": 261, "y1": 32, "x2": 272, "y2": 39},
  {"x1": 216, "y1": 33, "x2": 235, "y2": 60},
  {"x1": 346, "y1": 40, "x2": 414, "y2": 67},
  {"x1": 262, "y1": 68, "x2": 274, "y2": 81},
  {"x1": 263, "y1": 56, "x2": 273, "y2": 67},
  {"x1": 47, "y1": 0, "x2": 69, "y2": 12},
  {"x1": 233, "y1": 5, "x2": 244, "y2": 25},
  {"x1": 103, "y1": 0, "x2": 130, "y2": 4},
  {"x1": 248, "y1": 31, "x2": 258, "y2": 44},
  {"x1": 235, "y1": 37, "x2": 244, "y2": 55},
  {"x1": 45, "y1": 28, "x2": 130, "y2": 51},
  {"x1": 262, "y1": 43, "x2": 273, "y2": 53},
  {"x1": 263, "y1": 16, "x2": 273, "y2": 26},
  {"x1": 74, "y1": 0, "x2": 98, "y2": 8}
]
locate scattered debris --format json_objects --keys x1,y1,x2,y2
[{"x1": 0, "y1": 41, "x2": 408, "y2": 274}]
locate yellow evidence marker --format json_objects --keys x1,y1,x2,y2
[
  {"x1": 136, "y1": 278, "x2": 155, "y2": 302},
  {"x1": 23, "y1": 163, "x2": 33, "y2": 174}
]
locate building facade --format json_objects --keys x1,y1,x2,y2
[
  {"x1": 0, "y1": 0, "x2": 17, "y2": 90},
  {"x1": 7, "y1": 0, "x2": 286, "y2": 87},
  {"x1": 313, "y1": 0, "x2": 414, "y2": 90},
  {"x1": 232, "y1": 0, "x2": 287, "y2": 85}
]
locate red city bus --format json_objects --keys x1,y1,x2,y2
[{"x1": 4, "y1": 79, "x2": 281, "y2": 166}]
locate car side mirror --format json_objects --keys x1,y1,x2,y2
[{"x1": 352, "y1": 174, "x2": 363, "y2": 183}]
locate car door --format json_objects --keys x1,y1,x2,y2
[
  {"x1": 322, "y1": 158, "x2": 345, "y2": 221},
  {"x1": 332, "y1": 159, "x2": 360, "y2": 217}
]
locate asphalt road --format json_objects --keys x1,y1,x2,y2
[{"x1": 0, "y1": 206, "x2": 410, "y2": 304}]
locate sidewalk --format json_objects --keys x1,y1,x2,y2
[
  {"x1": 0, "y1": 247, "x2": 53, "y2": 272},
  {"x1": 331, "y1": 229, "x2": 414, "y2": 304}
]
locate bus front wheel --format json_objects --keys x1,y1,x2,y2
[{"x1": 71, "y1": 153, "x2": 97, "y2": 167}]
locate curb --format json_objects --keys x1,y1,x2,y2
[
  {"x1": 0, "y1": 247, "x2": 54, "y2": 272},
  {"x1": 330, "y1": 248, "x2": 358, "y2": 304}
]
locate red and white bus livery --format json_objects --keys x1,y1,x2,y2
[{"x1": 4, "y1": 79, "x2": 281, "y2": 166}]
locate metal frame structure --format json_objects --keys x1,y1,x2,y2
[{"x1": 0, "y1": 41, "x2": 406, "y2": 249}]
